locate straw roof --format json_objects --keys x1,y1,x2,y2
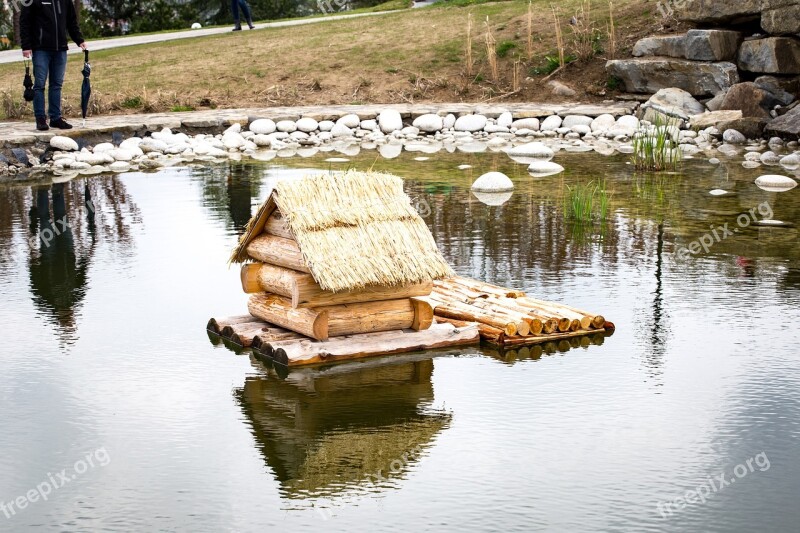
[{"x1": 231, "y1": 171, "x2": 454, "y2": 292}]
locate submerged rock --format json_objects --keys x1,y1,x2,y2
[
  {"x1": 528, "y1": 160, "x2": 565, "y2": 177},
  {"x1": 755, "y1": 174, "x2": 798, "y2": 192}
]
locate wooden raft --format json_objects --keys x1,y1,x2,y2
[{"x1": 208, "y1": 277, "x2": 613, "y2": 367}]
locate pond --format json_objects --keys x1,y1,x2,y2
[{"x1": 1, "y1": 147, "x2": 799, "y2": 532}]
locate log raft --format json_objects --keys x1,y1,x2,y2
[{"x1": 208, "y1": 276, "x2": 612, "y2": 365}]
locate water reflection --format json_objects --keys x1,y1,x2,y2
[
  {"x1": 1, "y1": 176, "x2": 140, "y2": 345},
  {"x1": 235, "y1": 355, "x2": 451, "y2": 500},
  {"x1": 193, "y1": 163, "x2": 264, "y2": 233}
]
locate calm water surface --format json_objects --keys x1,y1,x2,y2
[{"x1": 1, "y1": 147, "x2": 799, "y2": 532}]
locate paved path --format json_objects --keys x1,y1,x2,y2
[
  {"x1": 0, "y1": 102, "x2": 639, "y2": 147},
  {"x1": 0, "y1": 10, "x2": 397, "y2": 65}
]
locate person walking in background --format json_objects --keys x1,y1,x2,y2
[
  {"x1": 231, "y1": 0, "x2": 256, "y2": 31},
  {"x1": 19, "y1": 0, "x2": 87, "y2": 131}
]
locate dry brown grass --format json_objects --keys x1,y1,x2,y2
[{"x1": 0, "y1": 0, "x2": 662, "y2": 119}]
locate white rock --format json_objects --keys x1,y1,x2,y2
[
  {"x1": 378, "y1": 110, "x2": 404, "y2": 133},
  {"x1": 496, "y1": 112, "x2": 513, "y2": 128},
  {"x1": 443, "y1": 114, "x2": 456, "y2": 129},
  {"x1": 454, "y1": 114, "x2": 488, "y2": 132},
  {"x1": 514, "y1": 128, "x2": 536, "y2": 136},
  {"x1": 249, "y1": 119, "x2": 276, "y2": 134},
  {"x1": 471, "y1": 171, "x2": 514, "y2": 192},
  {"x1": 224, "y1": 123, "x2": 241, "y2": 135},
  {"x1": 325, "y1": 157, "x2": 350, "y2": 163},
  {"x1": 723, "y1": 129, "x2": 746, "y2": 144},
  {"x1": 222, "y1": 133, "x2": 245, "y2": 149},
  {"x1": 709, "y1": 189, "x2": 728, "y2": 196},
  {"x1": 319, "y1": 120, "x2": 335, "y2": 132},
  {"x1": 528, "y1": 161, "x2": 565, "y2": 176},
  {"x1": 109, "y1": 148, "x2": 134, "y2": 161},
  {"x1": 252, "y1": 134, "x2": 272, "y2": 147},
  {"x1": 290, "y1": 131, "x2": 309, "y2": 140},
  {"x1": 616, "y1": 115, "x2": 640, "y2": 133},
  {"x1": 591, "y1": 114, "x2": 616, "y2": 132},
  {"x1": 338, "y1": 114, "x2": 361, "y2": 128},
  {"x1": 139, "y1": 139, "x2": 169, "y2": 153},
  {"x1": 414, "y1": 156, "x2": 430, "y2": 161},
  {"x1": 540, "y1": 115, "x2": 563, "y2": 131},
  {"x1": 709, "y1": 158, "x2": 721, "y2": 164},
  {"x1": 562, "y1": 115, "x2": 593, "y2": 128},
  {"x1": 360, "y1": 119, "x2": 378, "y2": 131},
  {"x1": 67, "y1": 161, "x2": 91, "y2": 170},
  {"x1": 331, "y1": 123, "x2": 353, "y2": 138},
  {"x1": 413, "y1": 114, "x2": 444, "y2": 133},
  {"x1": 743, "y1": 161, "x2": 762, "y2": 169},
  {"x1": 506, "y1": 141, "x2": 555, "y2": 163},
  {"x1": 458, "y1": 164, "x2": 472, "y2": 170},
  {"x1": 571, "y1": 125, "x2": 592, "y2": 136},
  {"x1": 760, "y1": 151, "x2": 781, "y2": 165},
  {"x1": 779, "y1": 154, "x2": 799, "y2": 170},
  {"x1": 296, "y1": 117, "x2": 319, "y2": 132},
  {"x1": 484, "y1": 124, "x2": 510, "y2": 133},
  {"x1": 317, "y1": 132, "x2": 333, "y2": 142},
  {"x1": 487, "y1": 137, "x2": 508, "y2": 147},
  {"x1": 755, "y1": 174, "x2": 797, "y2": 192},
  {"x1": 511, "y1": 118, "x2": 540, "y2": 131},
  {"x1": 276, "y1": 120, "x2": 297, "y2": 133},
  {"x1": 77, "y1": 152, "x2": 114, "y2": 165},
  {"x1": 109, "y1": 161, "x2": 131, "y2": 172},
  {"x1": 92, "y1": 142, "x2": 114, "y2": 153},
  {"x1": 50, "y1": 136, "x2": 79, "y2": 151},
  {"x1": 401, "y1": 126, "x2": 420, "y2": 136}
]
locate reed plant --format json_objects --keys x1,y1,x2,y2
[
  {"x1": 465, "y1": 13, "x2": 474, "y2": 77},
  {"x1": 526, "y1": 1, "x2": 534, "y2": 61},
  {"x1": 484, "y1": 17, "x2": 499, "y2": 83},
  {"x1": 631, "y1": 116, "x2": 682, "y2": 172},
  {"x1": 551, "y1": 5, "x2": 565, "y2": 68},
  {"x1": 564, "y1": 180, "x2": 611, "y2": 223},
  {"x1": 607, "y1": 1, "x2": 616, "y2": 59}
]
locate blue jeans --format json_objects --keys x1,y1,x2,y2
[
  {"x1": 32, "y1": 50, "x2": 67, "y2": 121},
  {"x1": 231, "y1": 0, "x2": 252, "y2": 25}
]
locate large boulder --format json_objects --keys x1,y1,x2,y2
[
  {"x1": 691, "y1": 110, "x2": 743, "y2": 130},
  {"x1": 684, "y1": 30, "x2": 742, "y2": 61},
  {"x1": 719, "y1": 82, "x2": 782, "y2": 119},
  {"x1": 766, "y1": 105, "x2": 800, "y2": 137},
  {"x1": 674, "y1": 0, "x2": 763, "y2": 24},
  {"x1": 632, "y1": 35, "x2": 686, "y2": 58},
  {"x1": 738, "y1": 37, "x2": 800, "y2": 75},
  {"x1": 640, "y1": 88, "x2": 706, "y2": 123},
  {"x1": 606, "y1": 59, "x2": 738, "y2": 96},
  {"x1": 754, "y1": 76, "x2": 798, "y2": 106},
  {"x1": 761, "y1": 4, "x2": 800, "y2": 34}
]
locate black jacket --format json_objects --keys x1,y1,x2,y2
[{"x1": 19, "y1": 0, "x2": 85, "y2": 52}]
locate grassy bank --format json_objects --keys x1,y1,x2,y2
[{"x1": 0, "y1": 0, "x2": 667, "y2": 120}]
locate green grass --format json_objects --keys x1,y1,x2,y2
[
  {"x1": 631, "y1": 116, "x2": 682, "y2": 172},
  {"x1": 496, "y1": 40, "x2": 517, "y2": 58}
]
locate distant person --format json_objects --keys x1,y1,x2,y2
[
  {"x1": 231, "y1": 0, "x2": 256, "y2": 31},
  {"x1": 19, "y1": 0, "x2": 88, "y2": 131}
]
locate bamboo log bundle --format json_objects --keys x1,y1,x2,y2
[
  {"x1": 248, "y1": 294, "x2": 432, "y2": 341},
  {"x1": 517, "y1": 297, "x2": 605, "y2": 329},
  {"x1": 262, "y1": 323, "x2": 480, "y2": 367},
  {"x1": 206, "y1": 315, "x2": 255, "y2": 335},
  {"x1": 245, "y1": 235, "x2": 311, "y2": 273},
  {"x1": 240, "y1": 263, "x2": 432, "y2": 308},
  {"x1": 434, "y1": 316, "x2": 505, "y2": 344},
  {"x1": 251, "y1": 329, "x2": 306, "y2": 350},
  {"x1": 417, "y1": 295, "x2": 519, "y2": 336},
  {"x1": 440, "y1": 276, "x2": 526, "y2": 298}
]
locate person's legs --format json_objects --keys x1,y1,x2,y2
[
  {"x1": 231, "y1": 0, "x2": 241, "y2": 29},
  {"x1": 31, "y1": 50, "x2": 51, "y2": 125},
  {"x1": 238, "y1": 0, "x2": 254, "y2": 28},
  {"x1": 47, "y1": 51, "x2": 67, "y2": 121}
]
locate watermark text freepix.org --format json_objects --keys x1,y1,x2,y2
[
  {"x1": 1, "y1": 447, "x2": 111, "y2": 520},
  {"x1": 675, "y1": 201, "x2": 773, "y2": 261},
  {"x1": 29, "y1": 199, "x2": 96, "y2": 250},
  {"x1": 657, "y1": 452, "x2": 770, "y2": 519}
]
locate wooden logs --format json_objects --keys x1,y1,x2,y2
[
  {"x1": 248, "y1": 294, "x2": 432, "y2": 341},
  {"x1": 419, "y1": 296, "x2": 518, "y2": 336},
  {"x1": 206, "y1": 315, "x2": 254, "y2": 335},
  {"x1": 434, "y1": 316, "x2": 505, "y2": 344},
  {"x1": 240, "y1": 262, "x2": 432, "y2": 308},
  {"x1": 245, "y1": 235, "x2": 310, "y2": 273},
  {"x1": 248, "y1": 294, "x2": 328, "y2": 340},
  {"x1": 261, "y1": 323, "x2": 480, "y2": 366},
  {"x1": 263, "y1": 211, "x2": 294, "y2": 240},
  {"x1": 517, "y1": 297, "x2": 604, "y2": 330}
]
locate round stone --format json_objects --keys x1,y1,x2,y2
[
  {"x1": 412, "y1": 114, "x2": 444, "y2": 133},
  {"x1": 723, "y1": 129, "x2": 746, "y2": 144},
  {"x1": 249, "y1": 119, "x2": 276, "y2": 134},
  {"x1": 511, "y1": 118, "x2": 540, "y2": 131},
  {"x1": 454, "y1": 114, "x2": 488, "y2": 132},
  {"x1": 528, "y1": 161, "x2": 565, "y2": 176},
  {"x1": 754, "y1": 174, "x2": 797, "y2": 192},
  {"x1": 471, "y1": 171, "x2": 514, "y2": 192},
  {"x1": 50, "y1": 136, "x2": 79, "y2": 151},
  {"x1": 379, "y1": 110, "x2": 404, "y2": 133},
  {"x1": 496, "y1": 112, "x2": 513, "y2": 128},
  {"x1": 540, "y1": 115, "x2": 563, "y2": 131},
  {"x1": 296, "y1": 117, "x2": 319, "y2": 132}
]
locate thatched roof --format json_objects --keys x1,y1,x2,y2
[{"x1": 230, "y1": 171, "x2": 454, "y2": 292}]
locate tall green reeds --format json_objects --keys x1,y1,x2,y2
[
  {"x1": 564, "y1": 180, "x2": 611, "y2": 222},
  {"x1": 631, "y1": 116, "x2": 682, "y2": 172}
]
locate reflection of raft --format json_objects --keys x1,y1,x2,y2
[
  {"x1": 211, "y1": 170, "x2": 612, "y2": 366},
  {"x1": 235, "y1": 356, "x2": 450, "y2": 498}
]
